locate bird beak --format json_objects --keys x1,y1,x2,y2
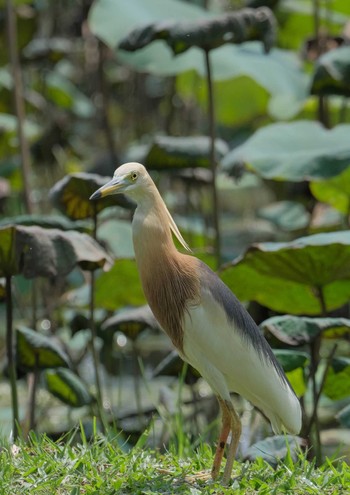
[{"x1": 89, "y1": 176, "x2": 125, "y2": 201}]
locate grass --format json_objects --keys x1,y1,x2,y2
[{"x1": 0, "y1": 427, "x2": 349, "y2": 494}]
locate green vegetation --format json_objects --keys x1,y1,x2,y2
[
  {"x1": 0, "y1": 431, "x2": 349, "y2": 494},
  {"x1": 2, "y1": 0, "x2": 350, "y2": 489}
]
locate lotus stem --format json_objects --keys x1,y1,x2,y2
[
  {"x1": 5, "y1": 0, "x2": 33, "y2": 214},
  {"x1": 204, "y1": 48, "x2": 221, "y2": 267},
  {"x1": 132, "y1": 341, "x2": 143, "y2": 427},
  {"x1": 305, "y1": 343, "x2": 337, "y2": 436},
  {"x1": 90, "y1": 206, "x2": 107, "y2": 432},
  {"x1": 28, "y1": 356, "x2": 40, "y2": 432},
  {"x1": 6, "y1": 275, "x2": 19, "y2": 440},
  {"x1": 308, "y1": 285, "x2": 328, "y2": 464}
]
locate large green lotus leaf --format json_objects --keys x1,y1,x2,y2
[
  {"x1": 177, "y1": 71, "x2": 269, "y2": 126},
  {"x1": 311, "y1": 46, "x2": 350, "y2": 97},
  {"x1": 0, "y1": 225, "x2": 111, "y2": 278},
  {"x1": 310, "y1": 167, "x2": 350, "y2": 215},
  {"x1": 219, "y1": 231, "x2": 350, "y2": 314},
  {"x1": 89, "y1": 0, "x2": 308, "y2": 119},
  {"x1": 221, "y1": 121, "x2": 350, "y2": 182},
  {"x1": 118, "y1": 8, "x2": 276, "y2": 54},
  {"x1": 16, "y1": 326, "x2": 70, "y2": 370},
  {"x1": 44, "y1": 368, "x2": 94, "y2": 407},
  {"x1": 50, "y1": 173, "x2": 132, "y2": 220},
  {"x1": 89, "y1": 0, "x2": 211, "y2": 49},
  {"x1": 118, "y1": 44, "x2": 308, "y2": 119},
  {"x1": 94, "y1": 259, "x2": 146, "y2": 311},
  {"x1": 323, "y1": 357, "x2": 350, "y2": 401},
  {"x1": 261, "y1": 315, "x2": 350, "y2": 346},
  {"x1": 145, "y1": 135, "x2": 229, "y2": 170}
]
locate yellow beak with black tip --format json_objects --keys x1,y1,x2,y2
[{"x1": 89, "y1": 176, "x2": 126, "y2": 201}]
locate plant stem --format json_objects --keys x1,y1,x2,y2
[
  {"x1": 204, "y1": 48, "x2": 221, "y2": 268},
  {"x1": 132, "y1": 341, "x2": 143, "y2": 427},
  {"x1": 5, "y1": 0, "x2": 33, "y2": 214},
  {"x1": 312, "y1": 0, "x2": 329, "y2": 128},
  {"x1": 308, "y1": 285, "x2": 328, "y2": 464},
  {"x1": 305, "y1": 343, "x2": 337, "y2": 436},
  {"x1": 27, "y1": 280, "x2": 38, "y2": 433},
  {"x1": 309, "y1": 336, "x2": 322, "y2": 464},
  {"x1": 347, "y1": 200, "x2": 350, "y2": 229},
  {"x1": 90, "y1": 207, "x2": 107, "y2": 432},
  {"x1": 97, "y1": 41, "x2": 118, "y2": 163},
  {"x1": 312, "y1": 0, "x2": 321, "y2": 47},
  {"x1": 316, "y1": 285, "x2": 327, "y2": 316},
  {"x1": 28, "y1": 356, "x2": 40, "y2": 432},
  {"x1": 6, "y1": 275, "x2": 19, "y2": 440}
]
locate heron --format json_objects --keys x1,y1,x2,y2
[{"x1": 90, "y1": 162, "x2": 302, "y2": 484}]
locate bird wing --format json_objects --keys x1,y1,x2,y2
[{"x1": 181, "y1": 260, "x2": 301, "y2": 435}]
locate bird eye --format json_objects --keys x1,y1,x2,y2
[{"x1": 131, "y1": 172, "x2": 138, "y2": 181}]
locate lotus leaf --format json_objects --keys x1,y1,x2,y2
[
  {"x1": 50, "y1": 172, "x2": 132, "y2": 220},
  {"x1": 145, "y1": 135, "x2": 229, "y2": 170},
  {"x1": 220, "y1": 231, "x2": 350, "y2": 314},
  {"x1": 101, "y1": 305, "x2": 159, "y2": 340},
  {"x1": 221, "y1": 121, "x2": 350, "y2": 182},
  {"x1": 16, "y1": 326, "x2": 70, "y2": 370},
  {"x1": 261, "y1": 315, "x2": 350, "y2": 346},
  {"x1": 0, "y1": 224, "x2": 111, "y2": 278},
  {"x1": 45, "y1": 368, "x2": 94, "y2": 407},
  {"x1": 119, "y1": 8, "x2": 276, "y2": 55},
  {"x1": 311, "y1": 46, "x2": 350, "y2": 97},
  {"x1": 310, "y1": 167, "x2": 350, "y2": 216}
]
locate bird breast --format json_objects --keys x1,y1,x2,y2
[{"x1": 137, "y1": 249, "x2": 200, "y2": 352}]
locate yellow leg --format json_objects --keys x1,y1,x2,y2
[
  {"x1": 222, "y1": 399, "x2": 242, "y2": 485},
  {"x1": 211, "y1": 397, "x2": 231, "y2": 480}
]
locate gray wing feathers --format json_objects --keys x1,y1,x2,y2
[{"x1": 198, "y1": 261, "x2": 289, "y2": 387}]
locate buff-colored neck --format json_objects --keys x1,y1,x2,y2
[
  {"x1": 130, "y1": 179, "x2": 199, "y2": 352},
  {"x1": 131, "y1": 181, "x2": 190, "y2": 264}
]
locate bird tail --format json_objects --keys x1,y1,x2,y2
[{"x1": 266, "y1": 385, "x2": 302, "y2": 435}]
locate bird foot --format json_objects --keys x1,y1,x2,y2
[{"x1": 185, "y1": 470, "x2": 212, "y2": 483}]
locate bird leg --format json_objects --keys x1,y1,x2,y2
[
  {"x1": 211, "y1": 397, "x2": 232, "y2": 480},
  {"x1": 222, "y1": 399, "x2": 242, "y2": 485},
  {"x1": 211, "y1": 397, "x2": 242, "y2": 484}
]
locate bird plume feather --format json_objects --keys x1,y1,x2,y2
[{"x1": 164, "y1": 204, "x2": 192, "y2": 252}]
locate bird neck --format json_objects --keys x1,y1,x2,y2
[
  {"x1": 131, "y1": 186, "x2": 199, "y2": 352},
  {"x1": 132, "y1": 187, "x2": 177, "y2": 264}
]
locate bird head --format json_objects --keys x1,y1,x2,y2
[
  {"x1": 89, "y1": 162, "x2": 149, "y2": 201},
  {"x1": 90, "y1": 161, "x2": 192, "y2": 252}
]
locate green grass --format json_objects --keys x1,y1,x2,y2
[{"x1": 0, "y1": 430, "x2": 349, "y2": 494}]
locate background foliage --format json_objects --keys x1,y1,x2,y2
[{"x1": 1, "y1": 0, "x2": 350, "y2": 471}]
